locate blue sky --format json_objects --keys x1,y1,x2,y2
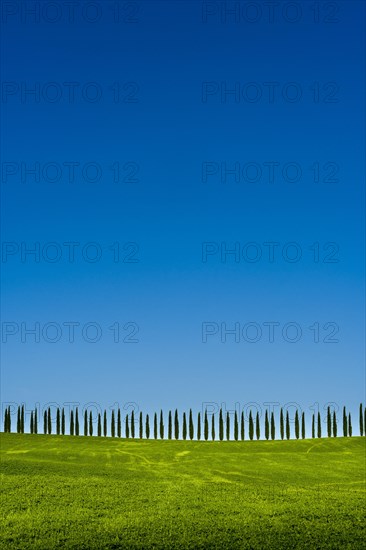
[{"x1": 1, "y1": 1, "x2": 365, "y2": 434}]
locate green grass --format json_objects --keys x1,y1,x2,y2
[{"x1": 1, "y1": 434, "x2": 365, "y2": 549}]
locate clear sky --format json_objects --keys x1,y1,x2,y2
[{"x1": 1, "y1": 1, "x2": 365, "y2": 435}]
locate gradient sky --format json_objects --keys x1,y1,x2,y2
[{"x1": 1, "y1": 1, "x2": 365, "y2": 434}]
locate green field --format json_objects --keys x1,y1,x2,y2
[{"x1": 0, "y1": 434, "x2": 365, "y2": 549}]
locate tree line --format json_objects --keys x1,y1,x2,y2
[{"x1": 3, "y1": 404, "x2": 365, "y2": 440}]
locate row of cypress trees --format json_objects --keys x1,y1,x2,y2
[{"x1": 3, "y1": 404, "x2": 365, "y2": 440}]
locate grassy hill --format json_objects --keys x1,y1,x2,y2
[{"x1": 0, "y1": 433, "x2": 365, "y2": 549}]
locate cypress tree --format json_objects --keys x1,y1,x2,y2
[
  {"x1": 211, "y1": 413, "x2": 215, "y2": 441},
  {"x1": 139, "y1": 412, "x2": 143, "y2": 439},
  {"x1": 332, "y1": 411, "x2": 337, "y2": 437},
  {"x1": 343, "y1": 407, "x2": 347, "y2": 437},
  {"x1": 327, "y1": 406, "x2": 331, "y2": 437},
  {"x1": 286, "y1": 411, "x2": 290, "y2": 440},
  {"x1": 21, "y1": 405, "x2": 25, "y2": 433},
  {"x1": 145, "y1": 414, "x2": 150, "y2": 439},
  {"x1": 75, "y1": 408, "x2": 79, "y2": 436},
  {"x1": 348, "y1": 413, "x2": 352, "y2": 437},
  {"x1": 111, "y1": 410, "x2": 115, "y2": 437},
  {"x1": 226, "y1": 412, "x2": 230, "y2": 441},
  {"x1": 183, "y1": 412, "x2": 187, "y2": 440},
  {"x1": 43, "y1": 410, "x2": 47, "y2": 434},
  {"x1": 153, "y1": 412, "x2": 158, "y2": 440},
  {"x1": 30, "y1": 411, "x2": 34, "y2": 434},
  {"x1": 249, "y1": 411, "x2": 254, "y2": 441},
  {"x1": 47, "y1": 407, "x2": 52, "y2": 435},
  {"x1": 301, "y1": 412, "x2": 305, "y2": 439},
  {"x1": 255, "y1": 411, "x2": 260, "y2": 440},
  {"x1": 89, "y1": 411, "x2": 93, "y2": 436},
  {"x1": 317, "y1": 412, "x2": 321, "y2": 438},
  {"x1": 5, "y1": 408, "x2": 9, "y2": 433},
  {"x1": 234, "y1": 411, "x2": 238, "y2": 441},
  {"x1": 265, "y1": 410, "x2": 269, "y2": 440},
  {"x1": 117, "y1": 409, "x2": 121, "y2": 438},
  {"x1": 364, "y1": 408, "x2": 366, "y2": 436},
  {"x1": 311, "y1": 413, "x2": 315, "y2": 438},
  {"x1": 189, "y1": 409, "x2": 194, "y2": 440},
  {"x1": 197, "y1": 412, "x2": 201, "y2": 441},
  {"x1": 125, "y1": 414, "x2": 129, "y2": 438},
  {"x1": 271, "y1": 412, "x2": 275, "y2": 440},
  {"x1": 84, "y1": 410, "x2": 88, "y2": 436},
  {"x1": 359, "y1": 404, "x2": 364, "y2": 437},
  {"x1": 131, "y1": 410, "x2": 135, "y2": 438},
  {"x1": 240, "y1": 411, "x2": 245, "y2": 441},
  {"x1": 204, "y1": 410, "x2": 209, "y2": 441},
  {"x1": 103, "y1": 410, "x2": 107, "y2": 437},
  {"x1": 61, "y1": 408, "x2": 65, "y2": 435},
  {"x1": 69, "y1": 410, "x2": 75, "y2": 435},
  {"x1": 219, "y1": 408, "x2": 224, "y2": 441},
  {"x1": 280, "y1": 408, "x2": 284, "y2": 440},
  {"x1": 97, "y1": 413, "x2": 102, "y2": 436},
  {"x1": 17, "y1": 406, "x2": 21, "y2": 433},
  {"x1": 295, "y1": 410, "x2": 299, "y2": 439},
  {"x1": 34, "y1": 408, "x2": 37, "y2": 434},
  {"x1": 174, "y1": 409, "x2": 179, "y2": 440},
  {"x1": 70, "y1": 410, "x2": 74, "y2": 436},
  {"x1": 168, "y1": 411, "x2": 172, "y2": 440},
  {"x1": 8, "y1": 408, "x2": 13, "y2": 433},
  {"x1": 56, "y1": 408, "x2": 60, "y2": 435},
  {"x1": 160, "y1": 410, "x2": 164, "y2": 439}
]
